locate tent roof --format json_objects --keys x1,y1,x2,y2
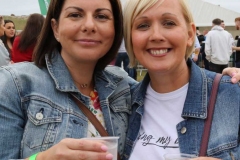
[{"x1": 186, "y1": 0, "x2": 240, "y2": 27}]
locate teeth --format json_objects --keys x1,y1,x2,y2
[{"x1": 150, "y1": 49, "x2": 168, "y2": 55}]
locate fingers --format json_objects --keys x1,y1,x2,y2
[
  {"x1": 40, "y1": 138, "x2": 113, "y2": 160},
  {"x1": 66, "y1": 150, "x2": 113, "y2": 160},
  {"x1": 222, "y1": 67, "x2": 239, "y2": 83},
  {"x1": 61, "y1": 138, "x2": 108, "y2": 152}
]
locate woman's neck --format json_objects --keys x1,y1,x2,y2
[
  {"x1": 148, "y1": 62, "x2": 190, "y2": 93},
  {"x1": 64, "y1": 59, "x2": 96, "y2": 96},
  {"x1": 7, "y1": 39, "x2": 12, "y2": 50}
]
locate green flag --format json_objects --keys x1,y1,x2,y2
[{"x1": 38, "y1": 0, "x2": 50, "y2": 16}]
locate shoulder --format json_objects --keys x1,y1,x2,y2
[
  {"x1": 104, "y1": 65, "x2": 138, "y2": 86},
  {"x1": 0, "y1": 62, "x2": 47, "y2": 80},
  {"x1": 105, "y1": 65, "x2": 128, "y2": 77}
]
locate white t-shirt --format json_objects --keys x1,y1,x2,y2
[{"x1": 129, "y1": 83, "x2": 189, "y2": 160}]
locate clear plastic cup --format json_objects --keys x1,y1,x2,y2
[
  {"x1": 82, "y1": 136, "x2": 119, "y2": 160},
  {"x1": 164, "y1": 153, "x2": 198, "y2": 160}
]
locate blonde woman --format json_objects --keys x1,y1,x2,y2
[{"x1": 123, "y1": 0, "x2": 240, "y2": 159}]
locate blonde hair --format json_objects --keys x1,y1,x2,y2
[{"x1": 123, "y1": 0, "x2": 196, "y2": 67}]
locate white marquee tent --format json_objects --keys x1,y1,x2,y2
[{"x1": 186, "y1": 0, "x2": 240, "y2": 27}]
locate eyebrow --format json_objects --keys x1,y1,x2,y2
[
  {"x1": 135, "y1": 12, "x2": 177, "y2": 21},
  {"x1": 162, "y1": 12, "x2": 177, "y2": 17},
  {"x1": 65, "y1": 7, "x2": 112, "y2": 13}
]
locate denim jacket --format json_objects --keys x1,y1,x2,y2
[
  {"x1": 123, "y1": 60, "x2": 240, "y2": 160},
  {"x1": 0, "y1": 53, "x2": 136, "y2": 159},
  {"x1": 0, "y1": 39, "x2": 10, "y2": 66}
]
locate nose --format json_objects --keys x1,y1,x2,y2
[
  {"x1": 81, "y1": 14, "x2": 96, "y2": 33},
  {"x1": 149, "y1": 23, "x2": 165, "y2": 42}
]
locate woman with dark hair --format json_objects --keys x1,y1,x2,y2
[
  {"x1": 0, "y1": 19, "x2": 16, "y2": 56},
  {"x1": 0, "y1": 0, "x2": 135, "y2": 159},
  {"x1": 12, "y1": 13, "x2": 45, "y2": 62}
]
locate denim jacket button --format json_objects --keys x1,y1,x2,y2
[
  {"x1": 181, "y1": 127, "x2": 187, "y2": 134},
  {"x1": 36, "y1": 112, "x2": 44, "y2": 120}
]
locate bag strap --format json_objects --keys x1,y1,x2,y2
[
  {"x1": 71, "y1": 94, "x2": 121, "y2": 160},
  {"x1": 72, "y1": 94, "x2": 109, "y2": 136},
  {"x1": 199, "y1": 73, "x2": 223, "y2": 156}
]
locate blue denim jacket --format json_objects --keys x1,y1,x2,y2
[
  {"x1": 123, "y1": 60, "x2": 240, "y2": 160},
  {"x1": 0, "y1": 53, "x2": 136, "y2": 159}
]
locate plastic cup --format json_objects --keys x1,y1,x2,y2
[
  {"x1": 82, "y1": 136, "x2": 119, "y2": 160},
  {"x1": 164, "y1": 153, "x2": 198, "y2": 160}
]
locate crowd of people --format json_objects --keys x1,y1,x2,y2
[
  {"x1": 194, "y1": 17, "x2": 240, "y2": 74},
  {"x1": 0, "y1": 13, "x2": 45, "y2": 65},
  {"x1": 0, "y1": 0, "x2": 240, "y2": 160}
]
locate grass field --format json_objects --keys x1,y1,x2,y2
[
  {"x1": 136, "y1": 70, "x2": 147, "y2": 82},
  {"x1": 3, "y1": 16, "x2": 27, "y2": 31}
]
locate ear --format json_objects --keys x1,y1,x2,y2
[
  {"x1": 51, "y1": 18, "x2": 59, "y2": 41},
  {"x1": 187, "y1": 23, "x2": 196, "y2": 47}
]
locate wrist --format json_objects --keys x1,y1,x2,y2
[
  {"x1": 29, "y1": 153, "x2": 38, "y2": 160},
  {"x1": 36, "y1": 151, "x2": 45, "y2": 160}
]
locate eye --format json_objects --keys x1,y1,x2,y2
[
  {"x1": 95, "y1": 14, "x2": 109, "y2": 20},
  {"x1": 68, "y1": 13, "x2": 82, "y2": 18},
  {"x1": 137, "y1": 23, "x2": 150, "y2": 30},
  {"x1": 163, "y1": 21, "x2": 176, "y2": 26}
]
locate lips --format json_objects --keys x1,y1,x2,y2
[
  {"x1": 75, "y1": 39, "x2": 101, "y2": 46},
  {"x1": 77, "y1": 39, "x2": 100, "y2": 43}
]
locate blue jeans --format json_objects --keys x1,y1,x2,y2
[
  {"x1": 236, "y1": 61, "x2": 240, "y2": 68},
  {"x1": 115, "y1": 52, "x2": 137, "y2": 80},
  {"x1": 115, "y1": 52, "x2": 129, "y2": 72}
]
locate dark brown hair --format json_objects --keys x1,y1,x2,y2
[
  {"x1": 212, "y1": 18, "x2": 221, "y2": 25},
  {"x1": 34, "y1": 0, "x2": 123, "y2": 71},
  {"x1": 18, "y1": 13, "x2": 45, "y2": 52}
]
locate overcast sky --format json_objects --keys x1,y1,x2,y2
[{"x1": 0, "y1": 0, "x2": 239, "y2": 16}]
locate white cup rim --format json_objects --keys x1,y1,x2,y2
[{"x1": 82, "y1": 136, "x2": 119, "y2": 140}]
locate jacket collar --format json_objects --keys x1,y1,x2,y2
[
  {"x1": 132, "y1": 59, "x2": 209, "y2": 119},
  {"x1": 182, "y1": 59, "x2": 208, "y2": 119},
  {"x1": 46, "y1": 53, "x2": 124, "y2": 93}
]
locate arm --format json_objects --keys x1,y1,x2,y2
[
  {"x1": 0, "y1": 44, "x2": 10, "y2": 66},
  {"x1": 0, "y1": 67, "x2": 24, "y2": 159},
  {"x1": 0, "y1": 67, "x2": 113, "y2": 160},
  {"x1": 232, "y1": 46, "x2": 240, "y2": 51}
]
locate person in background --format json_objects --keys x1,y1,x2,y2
[
  {"x1": 0, "y1": 0, "x2": 136, "y2": 159},
  {"x1": 0, "y1": 19, "x2": 16, "y2": 56},
  {"x1": 191, "y1": 36, "x2": 201, "y2": 64},
  {"x1": 221, "y1": 20, "x2": 225, "y2": 29},
  {"x1": 11, "y1": 13, "x2": 45, "y2": 63},
  {"x1": 232, "y1": 17, "x2": 240, "y2": 67},
  {"x1": 122, "y1": 0, "x2": 240, "y2": 159},
  {"x1": 115, "y1": 40, "x2": 130, "y2": 72},
  {"x1": 0, "y1": 16, "x2": 10, "y2": 66},
  {"x1": 201, "y1": 29, "x2": 209, "y2": 69},
  {"x1": 115, "y1": 40, "x2": 137, "y2": 79},
  {"x1": 203, "y1": 29, "x2": 208, "y2": 39},
  {"x1": 205, "y1": 18, "x2": 233, "y2": 73}
]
